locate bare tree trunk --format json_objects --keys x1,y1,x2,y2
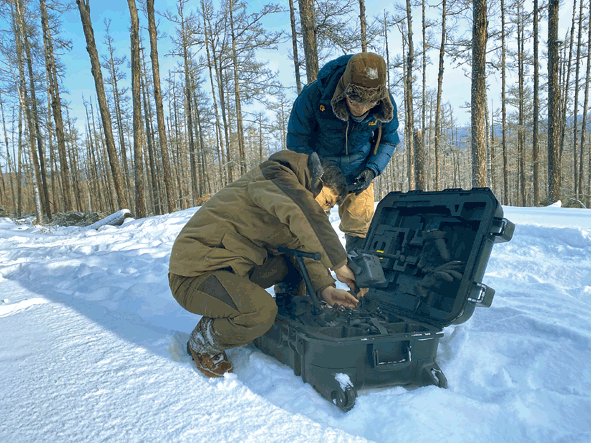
[
  {"x1": 201, "y1": 1, "x2": 226, "y2": 187},
  {"x1": 12, "y1": 3, "x2": 43, "y2": 223},
  {"x1": 298, "y1": 0, "x2": 319, "y2": 83},
  {"x1": 194, "y1": 98, "x2": 209, "y2": 196},
  {"x1": 559, "y1": 0, "x2": 576, "y2": 172},
  {"x1": 140, "y1": 49, "x2": 161, "y2": 215},
  {"x1": 127, "y1": 0, "x2": 147, "y2": 218},
  {"x1": 573, "y1": 0, "x2": 583, "y2": 197},
  {"x1": 46, "y1": 84, "x2": 58, "y2": 213},
  {"x1": 17, "y1": 106, "x2": 24, "y2": 217},
  {"x1": 359, "y1": 0, "x2": 367, "y2": 52},
  {"x1": 414, "y1": 129, "x2": 425, "y2": 190},
  {"x1": 405, "y1": 3, "x2": 415, "y2": 190},
  {"x1": 490, "y1": 100, "x2": 496, "y2": 192},
  {"x1": 289, "y1": 0, "x2": 302, "y2": 94},
  {"x1": 16, "y1": 0, "x2": 51, "y2": 220},
  {"x1": 65, "y1": 107, "x2": 84, "y2": 211},
  {"x1": 90, "y1": 100, "x2": 115, "y2": 212},
  {"x1": 0, "y1": 93, "x2": 16, "y2": 214},
  {"x1": 434, "y1": 0, "x2": 446, "y2": 191},
  {"x1": 84, "y1": 104, "x2": 101, "y2": 211},
  {"x1": 421, "y1": 0, "x2": 427, "y2": 154},
  {"x1": 517, "y1": 7, "x2": 526, "y2": 205},
  {"x1": 229, "y1": 0, "x2": 247, "y2": 176},
  {"x1": 188, "y1": 72, "x2": 203, "y2": 198},
  {"x1": 40, "y1": 0, "x2": 72, "y2": 212},
  {"x1": 384, "y1": 11, "x2": 391, "y2": 90},
  {"x1": 215, "y1": 60, "x2": 234, "y2": 183},
  {"x1": 76, "y1": 0, "x2": 127, "y2": 209},
  {"x1": 103, "y1": 20, "x2": 132, "y2": 207},
  {"x1": 147, "y1": 0, "x2": 175, "y2": 213},
  {"x1": 533, "y1": 0, "x2": 540, "y2": 205},
  {"x1": 501, "y1": 0, "x2": 509, "y2": 203},
  {"x1": 580, "y1": 10, "x2": 591, "y2": 205},
  {"x1": 471, "y1": 0, "x2": 488, "y2": 188},
  {"x1": 548, "y1": 0, "x2": 561, "y2": 203}
]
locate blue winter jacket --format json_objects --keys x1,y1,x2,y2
[{"x1": 286, "y1": 54, "x2": 400, "y2": 182}]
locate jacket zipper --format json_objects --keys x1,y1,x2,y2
[{"x1": 345, "y1": 119, "x2": 350, "y2": 156}]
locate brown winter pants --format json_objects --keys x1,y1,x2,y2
[
  {"x1": 338, "y1": 183, "x2": 375, "y2": 238},
  {"x1": 169, "y1": 255, "x2": 297, "y2": 350}
]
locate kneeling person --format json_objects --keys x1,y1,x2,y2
[{"x1": 168, "y1": 150, "x2": 364, "y2": 378}]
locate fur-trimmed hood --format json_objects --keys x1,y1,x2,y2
[{"x1": 324, "y1": 53, "x2": 394, "y2": 123}]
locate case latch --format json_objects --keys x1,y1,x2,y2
[
  {"x1": 491, "y1": 218, "x2": 515, "y2": 243},
  {"x1": 468, "y1": 282, "x2": 495, "y2": 307}
]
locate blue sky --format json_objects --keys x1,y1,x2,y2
[{"x1": 8, "y1": 0, "x2": 582, "y2": 134}]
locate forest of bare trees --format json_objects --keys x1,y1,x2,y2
[{"x1": 0, "y1": 0, "x2": 589, "y2": 224}]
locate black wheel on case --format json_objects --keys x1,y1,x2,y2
[
  {"x1": 421, "y1": 363, "x2": 448, "y2": 389},
  {"x1": 331, "y1": 385, "x2": 357, "y2": 412},
  {"x1": 432, "y1": 368, "x2": 448, "y2": 388}
]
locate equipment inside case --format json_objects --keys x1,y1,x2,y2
[{"x1": 255, "y1": 188, "x2": 514, "y2": 411}]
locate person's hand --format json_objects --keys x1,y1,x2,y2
[
  {"x1": 320, "y1": 286, "x2": 359, "y2": 309},
  {"x1": 334, "y1": 264, "x2": 356, "y2": 292},
  {"x1": 350, "y1": 168, "x2": 375, "y2": 195},
  {"x1": 356, "y1": 287, "x2": 369, "y2": 298},
  {"x1": 334, "y1": 264, "x2": 369, "y2": 299},
  {"x1": 415, "y1": 261, "x2": 464, "y2": 298}
]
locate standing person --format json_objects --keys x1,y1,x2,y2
[
  {"x1": 169, "y1": 151, "x2": 365, "y2": 378},
  {"x1": 287, "y1": 52, "x2": 400, "y2": 253}
]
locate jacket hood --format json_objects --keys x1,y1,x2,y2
[
  {"x1": 326, "y1": 53, "x2": 394, "y2": 123},
  {"x1": 261, "y1": 151, "x2": 324, "y2": 197}
]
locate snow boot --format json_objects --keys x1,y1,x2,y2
[{"x1": 187, "y1": 317, "x2": 233, "y2": 378}]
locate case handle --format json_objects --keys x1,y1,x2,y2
[
  {"x1": 492, "y1": 218, "x2": 515, "y2": 243},
  {"x1": 372, "y1": 343, "x2": 412, "y2": 371},
  {"x1": 468, "y1": 282, "x2": 495, "y2": 307}
]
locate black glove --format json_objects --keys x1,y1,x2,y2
[
  {"x1": 415, "y1": 261, "x2": 464, "y2": 298},
  {"x1": 350, "y1": 168, "x2": 376, "y2": 195},
  {"x1": 417, "y1": 229, "x2": 451, "y2": 272}
]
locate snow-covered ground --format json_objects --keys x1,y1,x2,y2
[{"x1": 1, "y1": 202, "x2": 590, "y2": 443}]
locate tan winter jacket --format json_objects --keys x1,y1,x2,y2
[{"x1": 169, "y1": 150, "x2": 348, "y2": 293}]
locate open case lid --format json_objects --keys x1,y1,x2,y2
[{"x1": 361, "y1": 188, "x2": 514, "y2": 329}]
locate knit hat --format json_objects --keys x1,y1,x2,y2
[{"x1": 331, "y1": 53, "x2": 393, "y2": 123}]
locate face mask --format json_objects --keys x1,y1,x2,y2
[{"x1": 350, "y1": 110, "x2": 369, "y2": 122}]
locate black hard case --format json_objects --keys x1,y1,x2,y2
[{"x1": 254, "y1": 188, "x2": 514, "y2": 411}]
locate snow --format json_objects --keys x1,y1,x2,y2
[
  {"x1": 1, "y1": 203, "x2": 591, "y2": 443},
  {"x1": 335, "y1": 373, "x2": 354, "y2": 391}
]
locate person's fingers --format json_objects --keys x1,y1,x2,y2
[
  {"x1": 345, "y1": 295, "x2": 359, "y2": 308},
  {"x1": 435, "y1": 238, "x2": 451, "y2": 261},
  {"x1": 357, "y1": 287, "x2": 369, "y2": 298},
  {"x1": 433, "y1": 271, "x2": 454, "y2": 282},
  {"x1": 336, "y1": 290, "x2": 359, "y2": 308},
  {"x1": 448, "y1": 270, "x2": 463, "y2": 279},
  {"x1": 415, "y1": 284, "x2": 429, "y2": 297},
  {"x1": 335, "y1": 264, "x2": 355, "y2": 281}
]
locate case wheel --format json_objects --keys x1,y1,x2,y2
[
  {"x1": 420, "y1": 363, "x2": 448, "y2": 389},
  {"x1": 331, "y1": 385, "x2": 357, "y2": 412}
]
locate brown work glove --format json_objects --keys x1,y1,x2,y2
[
  {"x1": 415, "y1": 261, "x2": 464, "y2": 298},
  {"x1": 417, "y1": 229, "x2": 451, "y2": 272}
]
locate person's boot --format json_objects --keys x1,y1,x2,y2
[
  {"x1": 345, "y1": 234, "x2": 366, "y2": 254},
  {"x1": 187, "y1": 317, "x2": 233, "y2": 378}
]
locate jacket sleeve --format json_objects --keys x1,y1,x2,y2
[
  {"x1": 366, "y1": 95, "x2": 400, "y2": 176},
  {"x1": 247, "y1": 168, "x2": 348, "y2": 293},
  {"x1": 286, "y1": 82, "x2": 320, "y2": 155}
]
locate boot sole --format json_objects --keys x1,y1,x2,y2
[{"x1": 187, "y1": 342, "x2": 233, "y2": 378}]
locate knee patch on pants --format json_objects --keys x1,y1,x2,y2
[{"x1": 338, "y1": 183, "x2": 375, "y2": 237}]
